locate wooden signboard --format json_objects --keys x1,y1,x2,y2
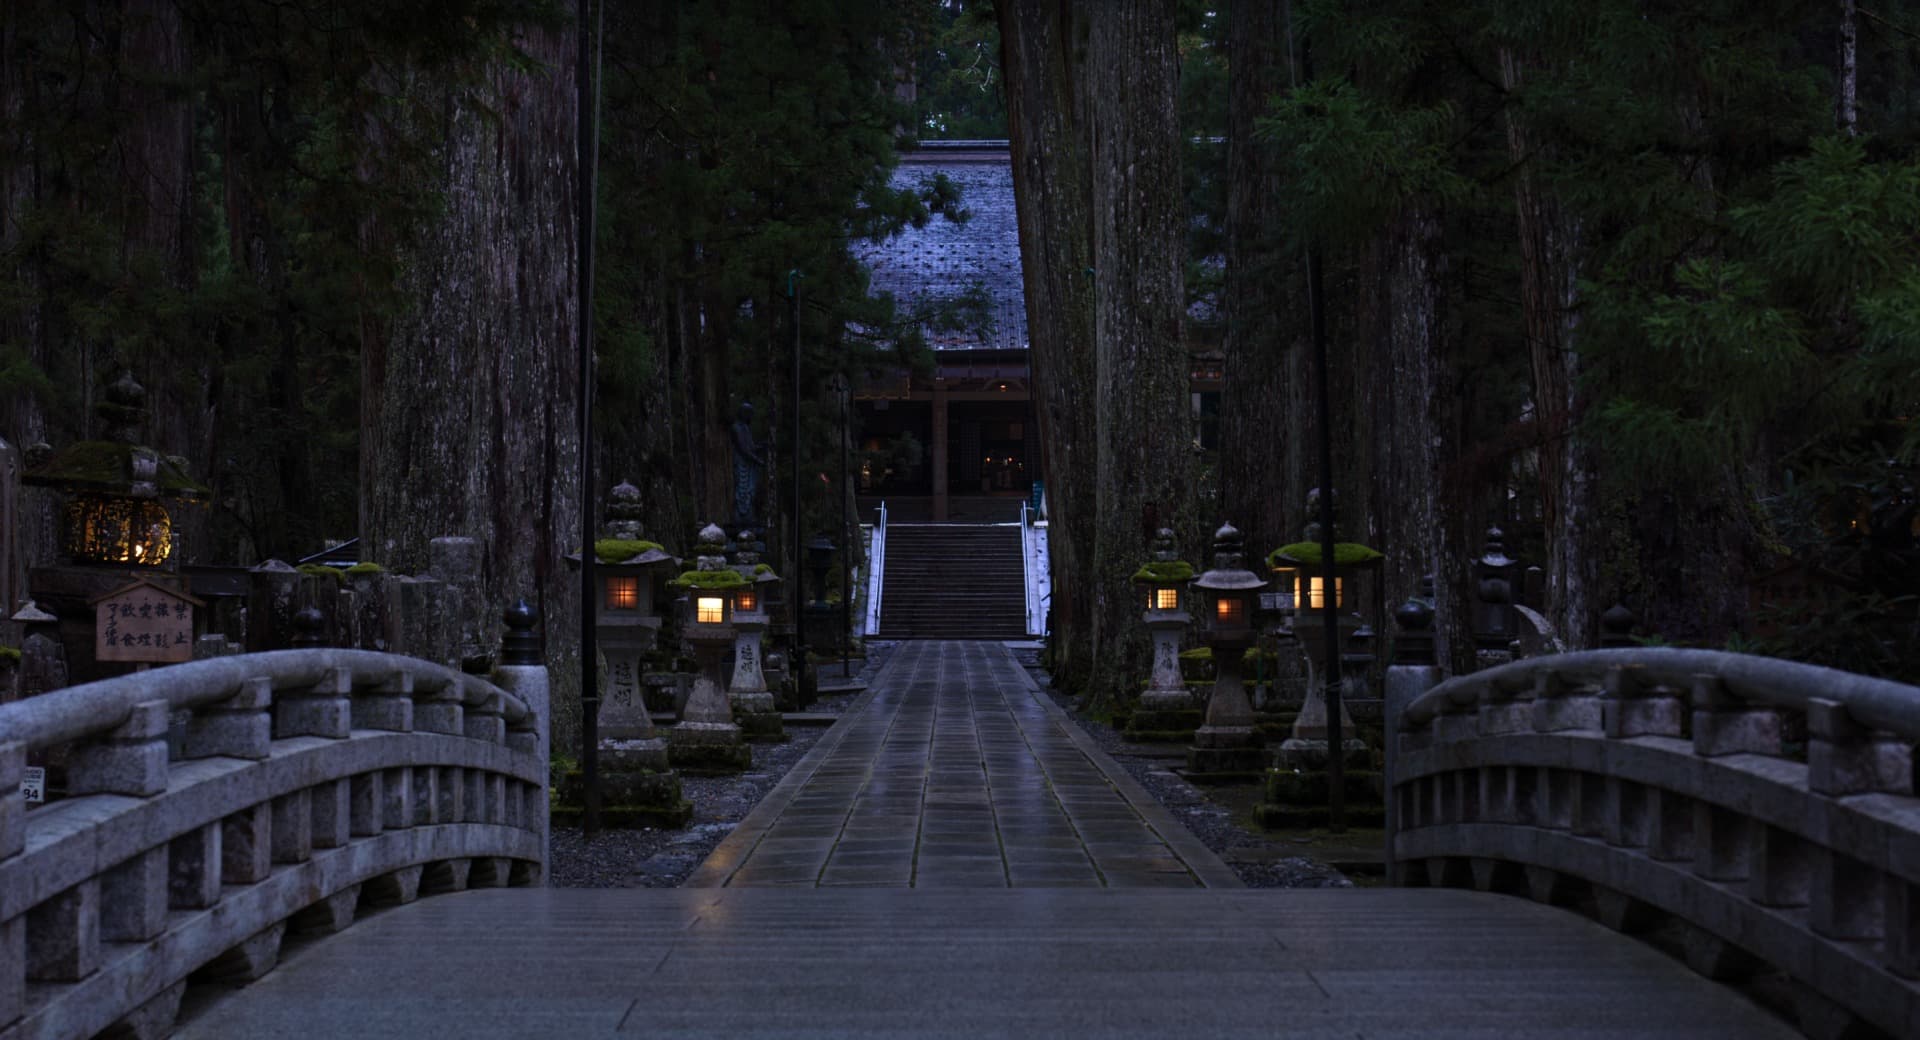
[{"x1": 91, "y1": 579, "x2": 201, "y2": 664}]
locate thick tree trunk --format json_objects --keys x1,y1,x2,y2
[
  {"x1": 360, "y1": 13, "x2": 582, "y2": 748},
  {"x1": 1368, "y1": 207, "x2": 1474, "y2": 674},
  {"x1": 1501, "y1": 50, "x2": 1597, "y2": 648},
  {"x1": 1083, "y1": 0, "x2": 1190, "y2": 709},
  {"x1": 998, "y1": 0, "x2": 1098, "y2": 691},
  {"x1": 1220, "y1": 0, "x2": 1307, "y2": 559}
]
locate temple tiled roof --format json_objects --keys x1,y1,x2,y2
[{"x1": 859, "y1": 142, "x2": 1027, "y2": 353}]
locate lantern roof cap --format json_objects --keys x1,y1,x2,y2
[
  {"x1": 1268, "y1": 541, "x2": 1383, "y2": 568},
  {"x1": 1193, "y1": 523, "x2": 1267, "y2": 592},
  {"x1": 22, "y1": 440, "x2": 209, "y2": 500},
  {"x1": 10, "y1": 600, "x2": 57, "y2": 624}
]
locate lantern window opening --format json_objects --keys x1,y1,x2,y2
[
  {"x1": 737, "y1": 589, "x2": 759, "y2": 613},
  {"x1": 1154, "y1": 587, "x2": 1180, "y2": 611},
  {"x1": 64, "y1": 493, "x2": 173, "y2": 567},
  {"x1": 605, "y1": 575, "x2": 640, "y2": 610},
  {"x1": 696, "y1": 596, "x2": 726, "y2": 624},
  {"x1": 1214, "y1": 597, "x2": 1245, "y2": 625},
  {"x1": 1298, "y1": 575, "x2": 1344, "y2": 611}
]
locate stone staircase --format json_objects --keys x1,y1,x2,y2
[{"x1": 878, "y1": 523, "x2": 1028, "y2": 639}]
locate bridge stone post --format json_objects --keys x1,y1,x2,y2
[
  {"x1": 492, "y1": 599, "x2": 550, "y2": 883},
  {"x1": 1384, "y1": 595, "x2": 1441, "y2": 886}
]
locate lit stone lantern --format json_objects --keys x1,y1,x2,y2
[
  {"x1": 1133, "y1": 528, "x2": 1194, "y2": 712},
  {"x1": 24, "y1": 372, "x2": 207, "y2": 569},
  {"x1": 588, "y1": 482, "x2": 676, "y2": 742},
  {"x1": 24, "y1": 372, "x2": 208, "y2": 685},
  {"x1": 1267, "y1": 496, "x2": 1383, "y2": 678},
  {"x1": 667, "y1": 523, "x2": 753, "y2": 774},
  {"x1": 1187, "y1": 523, "x2": 1269, "y2": 776},
  {"x1": 726, "y1": 531, "x2": 785, "y2": 742}
]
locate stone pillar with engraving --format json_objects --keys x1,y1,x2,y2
[{"x1": 725, "y1": 531, "x2": 785, "y2": 742}]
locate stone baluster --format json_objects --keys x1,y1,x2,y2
[
  {"x1": 181, "y1": 678, "x2": 272, "y2": 760},
  {"x1": 491, "y1": 599, "x2": 550, "y2": 884},
  {"x1": 274, "y1": 666, "x2": 351, "y2": 740},
  {"x1": 69, "y1": 700, "x2": 169, "y2": 797},
  {"x1": 1806, "y1": 698, "x2": 1912, "y2": 949},
  {"x1": 355, "y1": 672, "x2": 415, "y2": 732},
  {"x1": 1689, "y1": 676, "x2": 1776, "y2": 883}
]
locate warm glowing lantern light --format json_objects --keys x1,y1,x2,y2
[
  {"x1": 1154, "y1": 587, "x2": 1180, "y2": 611},
  {"x1": 1214, "y1": 597, "x2": 1245, "y2": 625},
  {"x1": 63, "y1": 494, "x2": 172, "y2": 566},
  {"x1": 605, "y1": 575, "x2": 639, "y2": 610},
  {"x1": 736, "y1": 589, "x2": 758, "y2": 613},
  {"x1": 1300, "y1": 575, "x2": 1344, "y2": 610},
  {"x1": 695, "y1": 596, "x2": 725, "y2": 624}
]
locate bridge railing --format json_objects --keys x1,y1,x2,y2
[
  {"x1": 0, "y1": 635, "x2": 549, "y2": 1040},
  {"x1": 1385, "y1": 644, "x2": 1919, "y2": 1039}
]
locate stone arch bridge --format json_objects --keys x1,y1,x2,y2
[{"x1": 2, "y1": 621, "x2": 1916, "y2": 1038}]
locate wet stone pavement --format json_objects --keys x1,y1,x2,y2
[{"x1": 689, "y1": 640, "x2": 1240, "y2": 888}]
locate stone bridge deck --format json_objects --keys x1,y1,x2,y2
[{"x1": 177, "y1": 642, "x2": 1797, "y2": 1038}]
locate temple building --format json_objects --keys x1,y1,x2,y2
[{"x1": 854, "y1": 141, "x2": 1035, "y2": 523}]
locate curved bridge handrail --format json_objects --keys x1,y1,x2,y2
[
  {"x1": 0, "y1": 648, "x2": 533, "y2": 752},
  {"x1": 1403, "y1": 646, "x2": 1920, "y2": 738},
  {"x1": 1387, "y1": 646, "x2": 1920, "y2": 1039}
]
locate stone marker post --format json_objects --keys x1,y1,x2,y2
[{"x1": 1383, "y1": 596, "x2": 1441, "y2": 885}]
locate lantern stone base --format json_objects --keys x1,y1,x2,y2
[
  {"x1": 1186, "y1": 725, "x2": 1266, "y2": 777},
  {"x1": 1254, "y1": 767, "x2": 1386, "y2": 830},
  {"x1": 735, "y1": 709, "x2": 788, "y2": 743},
  {"x1": 1138, "y1": 686, "x2": 1196, "y2": 712},
  {"x1": 1124, "y1": 706, "x2": 1202, "y2": 744},
  {"x1": 668, "y1": 722, "x2": 753, "y2": 775},
  {"x1": 554, "y1": 762, "x2": 693, "y2": 830},
  {"x1": 1273, "y1": 737, "x2": 1371, "y2": 773}
]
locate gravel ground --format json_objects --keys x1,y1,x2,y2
[
  {"x1": 551, "y1": 641, "x2": 1348, "y2": 889},
  {"x1": 550, "y1": 647, "x2": 892, "y2": 888}
]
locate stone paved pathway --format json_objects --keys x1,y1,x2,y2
[{"x1": 688, "y1": 640, "x2": 1239, "y2": 888}]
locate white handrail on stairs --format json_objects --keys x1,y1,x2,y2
[
  {"x1": 863, "y1": 501, "x2": 887, "y2": 636},
  {"x1": 1020, "y1": 503, "x2": 1050, "y2": 637}
]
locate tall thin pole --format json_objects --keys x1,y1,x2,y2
[
  {"x1": 576, "y1": 0, "x2": 604, "y2": 836},
  {"x1": 1297, "y1": 21, "x2": 1345, "y2": 834},
  {"x1": 839, "y1": 378, "x2": 851, "y2": 674},
  {"x1": 788, "y1": 272, "x2": 806, "y2": 689}
]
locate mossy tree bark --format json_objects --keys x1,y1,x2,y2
[
  {"x1": 1220, "y1": 0, "x2": 1309, "y2": 560},
  {"x1": 1083, "y1": 0, "x2": 1192, "y2": 710},
  {"x1": 998, "y1": 0, "x2": 1098, "y2": 692},
  {"x1": 359, "y1": 8, "x2": 583, "y2": 749}
]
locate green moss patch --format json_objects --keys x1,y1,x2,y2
[
  {"x1": 1131, "y1": 560, "x2": 1195, "y2": 583},
  {"x1": 298, "y1": 564, "x2": 346, "y2": 583},
  {"x1": 595, "y1": 538, "x2": 667, "y2": 563},
  {"x1": 1269, "y1": 542, "x2": 1383, "y2": 567},
  {"x1": 0, "y1": 646, "x2": 20, "y2": 665},
  {"x1": 670, "y1": 568, "x2": 749, "y2": 590},
  {"x1": 344, "y1": 562, "x2": 386, "y2": 576}
]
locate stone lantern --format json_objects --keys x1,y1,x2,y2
[
  {"x1": 23, "y1": 372, "x2": 208, "y2": 684},
  {"x1": 727, "y1": 530, "x2": 785, "y2": 742},
  {"x1": 23, "y1": 373, "x2": 205, "y2": 570},
  {"x1": 1266, "y1": 496, "x2": 1382, "y2": 679},
  {"x1": 1133, "y1": 528, "x2": 1194, "y2": 712},
  {"x1": 1187, "y1": 523, "x2": 1269, "y2": 775},
  {"x1": 590, "y1": 482, "x2": 676, "y2": 740},
  {"x1": 667, "y1": 523, "x2": 752, "y2": 774},
  {"x1": 1471, "y1": 525, "x2": 1520, "y2": 652}
]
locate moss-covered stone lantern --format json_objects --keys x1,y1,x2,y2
[
  {"x1": 1187, "y1": 523, "x2": 1268, "y2": 776},
  {"x1": 1267, "y1": 503, "x2": 1383, "y2": 678},
  {"x1": 726, "y1": 531, "x2": 785, "y2": 742},
  {"x1": 589, "y1": 482, "x2": 676, "y2": 741},
  {"x1": 24, "y1": 372, "x2": 207, "y2": 570},
  {"x1": 1133, "y1": 528, "x2": 1194, "y2": 713},
  {"x1": 666, "y1": 522, "x2": 752, "y2": 774}
]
